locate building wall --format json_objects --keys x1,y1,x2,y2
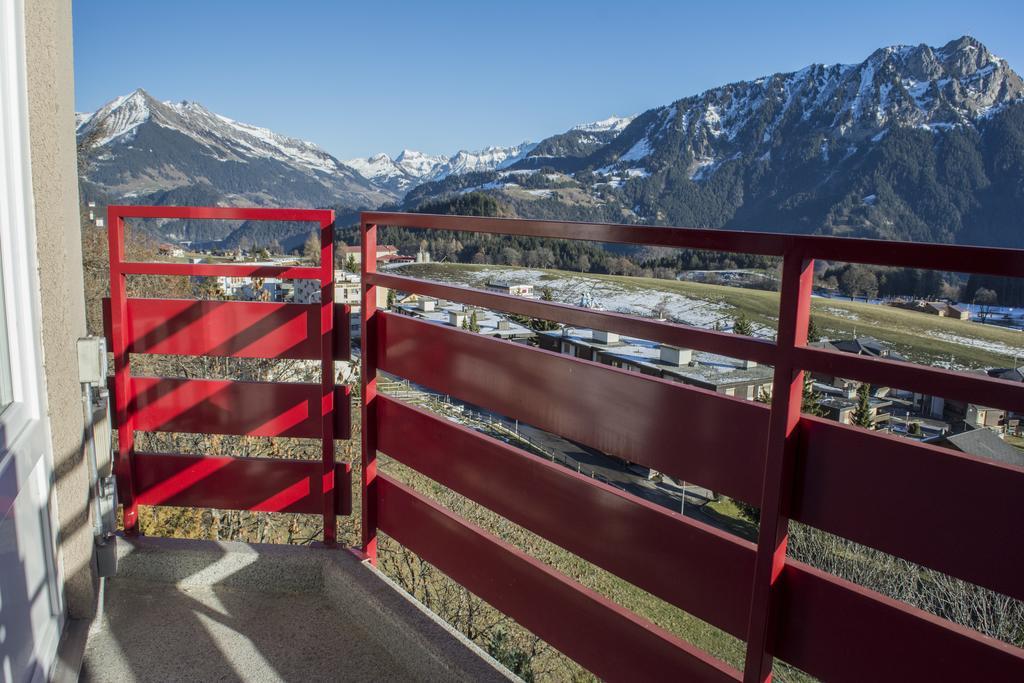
[{"x1": 24, "y1": 0, "x2": 95, "y2": 618}]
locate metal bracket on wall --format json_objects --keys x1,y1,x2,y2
[{"x1": 78, "y1": 336, "x2": 117, "y2": 577}]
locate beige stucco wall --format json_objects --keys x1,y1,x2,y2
[{"x1": 24, "y1": 0, "x2": 96, "y2": 619}]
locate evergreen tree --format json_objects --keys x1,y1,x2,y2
[
  {"x1": 386, "y1": 288, "x2": 396, "y2": 309},
  {"x1": 469, "y1": 310, "x2": 481, "y2": 333},
  {"x1": 801, "y1": 374, "x2": 824, "y2": 416},
  {"x1": 806, "y1": 316, "x2": 820, "y2": 343},
  {"x1": 528, "y1": 287, "x2": 560, "y2": 332},
  {"x1": 732, "y1": 312, "x2": 754, "y2": 336},
  {"x1": 850, "y1": 383, "x2": 874, "y2": 429}
]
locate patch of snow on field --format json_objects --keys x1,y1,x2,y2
[
  {"x1": 926, "y1": 331, "x2": 1024, "y2": 359},
  {"x1": 821, "y1": 306, "x2": 859, "y2": 321},
  {"x1": 437, "y1": 267, "x2": 755, "y2": 334}
]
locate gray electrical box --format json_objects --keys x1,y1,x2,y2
[{"x1": 77, "y1": 336, "x2": 107, "y2": 385}]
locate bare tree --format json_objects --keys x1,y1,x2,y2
[{"x1": 974, "y1": 287, "x2": 998, "y2": 323}]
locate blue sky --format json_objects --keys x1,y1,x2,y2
[{"x1": 73, "y1": 0, "x2": 1024, "y2": 160}]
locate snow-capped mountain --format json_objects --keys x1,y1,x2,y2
[
  {"x1": 345, "y1": 143, "x2": 536, "y2": 194},
  {"x1": 77, "y1": 89, "x2": 396, "y2": 221},
  {"x1": 405, "y1": 36, "x2": 1024, "y2": 247},
  {"x1": 343, "y1": 153, "x2": 418, "y2": 194},
  {"x1": 588, "y1": 35, "x2": 1022, "y2": 181},
  {"x1": 501, "y1": 115, "x2": 636, "y2": 170}
]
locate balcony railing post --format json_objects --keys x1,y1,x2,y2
[
  {"x1": 360, "y1": 222, "x2": 379, "y2": 563},
  {"x1": 107, "y1": 207, "x2": 139, "y2": 533},
  {"x1": 320, "y1": 211, "x2": 337, "y2": 546},
  {"x1": 743, "y1": 248, "x2": 814, "y2": 683}
]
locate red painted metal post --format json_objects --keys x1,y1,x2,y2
[
  {"x1": 360, "y1": 222, "x2": 379, "y2": 563},
  {"x1": 743, "y1": 249, "x2": 814, "y2": 683},
  {"x1": 320, "y1": 212, "x2": 337, "y2": 545},
  {"x1": 107, "y1": 207, "x2": 139, "y2": 533}
]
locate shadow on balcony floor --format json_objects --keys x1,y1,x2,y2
[{"x1": 75, "y1": 535, "x2": 512, "y2": 682}]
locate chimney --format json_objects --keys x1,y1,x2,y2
[
  {"x1": 742, "y1": 359, "x2": 757, "y2": 369},
  {"x1": 593, "y1": 330, "x2": 619, "y2": 344},
  {"x1": 659, "y1": 345, "x2": 692, "y2": 366},
  {"x1": 497, "y1": 320, "x2": 510, "y2": 331},
  {"x1": 449, "y1": 311, "x2": 465, "y2": 327},
  {"x1": 419, "y1": 299, "x2": 435, "y2": 312}
]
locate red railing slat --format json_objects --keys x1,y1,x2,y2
[
  {"x1": 795, "y1": 345, "x2": 1024, "y2": 414},
  {"x1": 132, "y1": 452, "x2": 351, "y2": 516},
  {"x1": 377, "y1": 395, "x2": 756, "y2": 638},
  {"x1": 793, "y1": 416, "x2": 1024, "y2": 602},
  {"x1": 102, "y1": 298, "x2": 351, "y2": 361},
  {"x1": 375, "y1": 311, "x2": 769, "y2": 504},
  {"x1": 377, "y1": 474, "x2": 742, "y2": 683},
  {"x1": 118, "y1": 262, "x2": 322, "y2": 279},
  {"x1": 775, "y1": 561, "x2": 1024, "y2": 682},
  {"x1": 114, "y1": 205, "x2": 328, "y2": 222},
  {"x1": 126, "y1": 377, "x2": 351, "y2": 440}
]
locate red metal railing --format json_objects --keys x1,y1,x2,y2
[
  {"x1": 105, "y1": 205, "x2": 351, "y2": 544},
  {"x1": 359, "y1": 212, "x2": 1024, "y2": 682}
]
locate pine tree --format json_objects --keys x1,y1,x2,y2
[
  {"x1": 386, "y1": 288, "x2": 396, "y2": 309},
  {"x1": 529, "y1": 287, "x2": 559, "y2": 332},
  {"x1": 807, "y1": 316, "x2": 820, "y2": 343},
  {"x1": 801, "y1": 374, "x2": 824, "y2": 416},
  {"x1": 850, "y1": 383, "x2": 874, "y2": 429},
  {"x1": 732, "y1": 312, "x2": 754, "y2": 336},
  {"x1": 469, "y1": 310, "x2": 480, "y2": 333}
]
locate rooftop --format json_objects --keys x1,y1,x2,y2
[
  {"x1": 542, "y1": 327, "x2": 774, "y2": 387},
  {"x1": 940, "y1": 428, "x2": 1024, "y2": 468},
  {"x1": 815, "y1": 336, "x2": 907, "y2": 361},
  {"x1": 395, "y1": 300, "x2": 533, "y2": 339}
]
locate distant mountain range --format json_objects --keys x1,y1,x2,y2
[
  {"x1": 78, "y1": 35, "x2": 1024, "y2": 248},
  {"x1": 343, "y1": 143, "x2": 540, "y2": 195}
]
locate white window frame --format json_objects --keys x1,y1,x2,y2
[{"x1": 0, "y1": 0, "x2": 52, "y2": 504}]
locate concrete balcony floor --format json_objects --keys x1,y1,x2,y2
[{"x1": 66, "y1": 536, "x2": 512, "y2": 682}]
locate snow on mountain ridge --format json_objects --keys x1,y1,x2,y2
[
  {"x1": 572, "y1": 115, "x2": 636, "y2": 134},
  {"x1": 596, "y1": 35, "x2": 1024, "y2": 183},
  {"x1": 77, "y1": 89, "x2": 353, "y2": 178},
  {"x1": 76, "y1": 88, "x2": 396, "y2": 211},
  {"x1": 345, "y1": 142, "x2": 537, "y2": 191}
]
